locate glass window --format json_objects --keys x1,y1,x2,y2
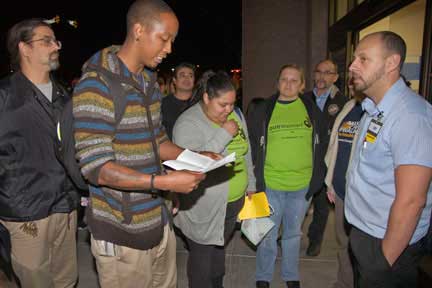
[
  {"x1": 336, "y1": 0, "x2": 348, "y2": 21},
  {"x1": 329, "y1": 0, "x2": 336, "y2": 26},
  {"x1": 358, "y1": 0, "x2": 426, "y2": 93}
]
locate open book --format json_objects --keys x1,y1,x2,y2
[{"x1": 162, "y1": 149, "x2": 236, "y2": 173}]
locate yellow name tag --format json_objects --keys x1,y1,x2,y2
[
  {"x1": 365, "y1": 132, "x2": 376, "y2": 143},
  {"x1": 364, "y1": 119, "x2": 382, "y2": 144}
]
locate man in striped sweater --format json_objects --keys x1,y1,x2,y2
[{"x1": 72, "y1": 1, "x2": 206, "y2": 287}]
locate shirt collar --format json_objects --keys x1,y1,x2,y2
[
  {"x1": 361, "y1": 78, "x2": 406, "y2": 118},
  {"x1": 313, "y1": 87, "x2": 332, "y2": 99}
]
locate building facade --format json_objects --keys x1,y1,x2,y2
[{"x1": 242, "y1": 0, "x2": 432, "y2": 108}]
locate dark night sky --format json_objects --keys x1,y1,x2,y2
[{"x1": 1, "y1": 0, "x2": 241, "y2": 82}]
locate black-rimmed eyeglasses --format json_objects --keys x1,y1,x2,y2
[
  {"x1": 26, "y1": 37, "x2": 62, "y2": 49},
  {"x1": 314, "y1": 70, "x2": 336, "y2": 76}
]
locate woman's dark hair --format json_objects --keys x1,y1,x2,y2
[
  {"x1": 7, "y1": 18, "x2": 51, "y2": 71},
  {"x1": 192, "y1": 70, "x2": 235, "y2": 102}
]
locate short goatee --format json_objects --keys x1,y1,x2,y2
[{"x1": 49, "y1": 60, "x2": 60, "y2": 71}]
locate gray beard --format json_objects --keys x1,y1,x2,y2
[{"x1": 48, "y1": 59, "x2": 60, "y2": 71}]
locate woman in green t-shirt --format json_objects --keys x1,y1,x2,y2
[
  {"x1": 248, "y1": 64, "x2": 327, "y2": 288},
  {"x1": 172, "y1": 71, "x2": 256, "y2": 288}
]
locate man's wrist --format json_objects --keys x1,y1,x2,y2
[
  {"x1": 150, "y1": 174, "x2": 156, "y2": 190},
  {"x1": 152, "y1": 174, "x2": 167, "y2": 191},
  {"x1": 381, "y1": 239, "x2": 396, "y2": 266}
]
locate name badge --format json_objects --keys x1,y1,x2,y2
[{"x1": 365, "y1": 119, "x2": 383, "y2": 144}]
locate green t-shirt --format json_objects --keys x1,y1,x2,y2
[
  {"x1": 226, "y1": 112, "x2": 249, "y2": 202},
  {"x1": 264, "y1": 99, "x2": 313, "y2": 191}
]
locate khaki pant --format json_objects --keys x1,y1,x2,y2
[
  {"x1": 91, "y1": 224, "x2": 177, "y2": 288},
  {"x1": 0, "y1": 211, "x2": 78, "y2": 288},
  {"x1": 334, "y1": 195, "x2": 353, "y2": 288}
]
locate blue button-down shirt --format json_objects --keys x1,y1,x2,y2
[
  {"x1": 313, "y1": 87, "x2": 331, "y2": 111},
  {"x1": 345, "y1": 78, "x2": 432, "y2": 244}
]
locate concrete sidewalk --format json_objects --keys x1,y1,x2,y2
[{"x1": 77, "y1": 210, "x2": 338, "y2": 288}]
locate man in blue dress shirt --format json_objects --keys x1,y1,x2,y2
[{"x1": 345, "y1": 31, "x2": 432, "y2": 287}]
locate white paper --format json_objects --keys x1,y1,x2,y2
[{"x1": 163, "y1": 149, "x2": 236, "y2": 173}]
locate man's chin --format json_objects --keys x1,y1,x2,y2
[
  {"x1": 145, "y1": 62, "x2": 158, "y2": 70},
  {"x1": 353, "y1": 84, "x2": 366, "y2": 92},
  {"x1": 315, "y1": 82, "x2": 326, "y2": 89},
  {"x1": 49, "y1": 61, "x2": 60, "y2": 71}
]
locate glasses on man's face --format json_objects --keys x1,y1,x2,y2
[
  {"x1": 314, "y1": 70, "x2": 336, "y2": 76},
  {"x1": 26, "y1": 37, "x2": 62, "y2": 49}
]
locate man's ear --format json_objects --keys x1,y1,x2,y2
[
  {"x1": 18, "y1": 41, "x2": 30, "y2": 58},
  {"x1": 333, "y1": 73, "x2": 339, "y2": 83},
  {"x1": 386, "y1": 54, "x2": 401, "y2": 73},
  {"x1": 132, "y1": 22, "x2": 145, "y2": 41}
]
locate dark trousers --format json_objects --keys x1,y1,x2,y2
[
  {"x1": 307, "y1": 187, "x2": 330, "y2": 245},
  {"x1": 186, "y1": 197, "x2": 244, "y2": 288},
  {"x1": 349, "y1": 226, "x2": 424, "y2": 288}
]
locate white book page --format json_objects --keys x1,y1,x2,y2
[
  {"x1": 203, "y1": 152, "x2": 236, "y2": 173},
  {"x1": 161, "y1": 160, "x2": 206, "y2": 172},
  {"x1": 176, "y1": 149, "x2": 214, "y2": 168},
  {"x1": 162, "y1": 149, "x2": 236, "y2": 173}
]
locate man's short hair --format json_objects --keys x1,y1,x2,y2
[
  {"x1": 381, "y1": 31, "x2": 406, "y2": 70},
  {"x1": 368, "y1": 31, "x2": 407, "y2": 70},
  {"x1": 126, "y1": 0, "x2": 174, "y2": 34},
  {"x1": 317, "y1": 59, "x2": 338, "y2": 74},
  {"x1": 7, "y1": 18, "x2": 51, "y2": 71},
  {"x1": 174, "y1": 62, "x2": 196, "y2": 78}
]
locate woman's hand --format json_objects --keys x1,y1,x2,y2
[
  {"x1": 246, "y1": 191, "x2": 256, "y2": 200},
  {"x1": 222, "y1": 119, "x2": 239, "y2": 136},
  {"x1": 327, "y1": 187, "x2": 336, "y2": 204},
  {"x1": 171, "y1": 193, "x2": 179, "y2": 216}
]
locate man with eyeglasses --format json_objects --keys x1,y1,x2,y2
[
  {"x1": 0, "y1": 19, "x2": 78, "y2": 287},
  {"x1": 304, "y1": 59, "x2": 347, "y2": 257}
]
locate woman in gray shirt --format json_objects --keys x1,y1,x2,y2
[{"x1": 172, "y1": 71, "x2": 256, "y2": 288}]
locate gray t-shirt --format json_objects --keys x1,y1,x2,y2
[{"x1": 36, "y1": 82, "x2": 53, "y2": 102}]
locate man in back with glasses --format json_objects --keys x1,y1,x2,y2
[
  {"x1": 304, "y1": 59, "x2": 347, "y2": 257},
  {"x1": 0, "y1": 18, "x2": 78, "y2": 287}
]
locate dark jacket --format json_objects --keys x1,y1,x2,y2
[
  {"x1": 303, "y1": 85, "x2": 347, "y2": 136},
  {"x1": 248, "y1": 93, "x2": 328, "y2": 200},
  {"x1": 161, "y1": 93, "x2": 194, "y2": 140},
  {"x1": 0, "y1": 72, "x2": 78, "y2": 222}
]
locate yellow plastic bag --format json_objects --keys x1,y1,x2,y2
[{"x1": 238, "y1": 192, "x2": 270, "y2": 220}]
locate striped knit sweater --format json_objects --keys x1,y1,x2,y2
[{"x1": 72, "y1": 46, "x2": 168, "y2": 250}]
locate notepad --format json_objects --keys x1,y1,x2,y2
[{"x1": 238, "y1": 192, "x2": 271, "y2": 220}]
